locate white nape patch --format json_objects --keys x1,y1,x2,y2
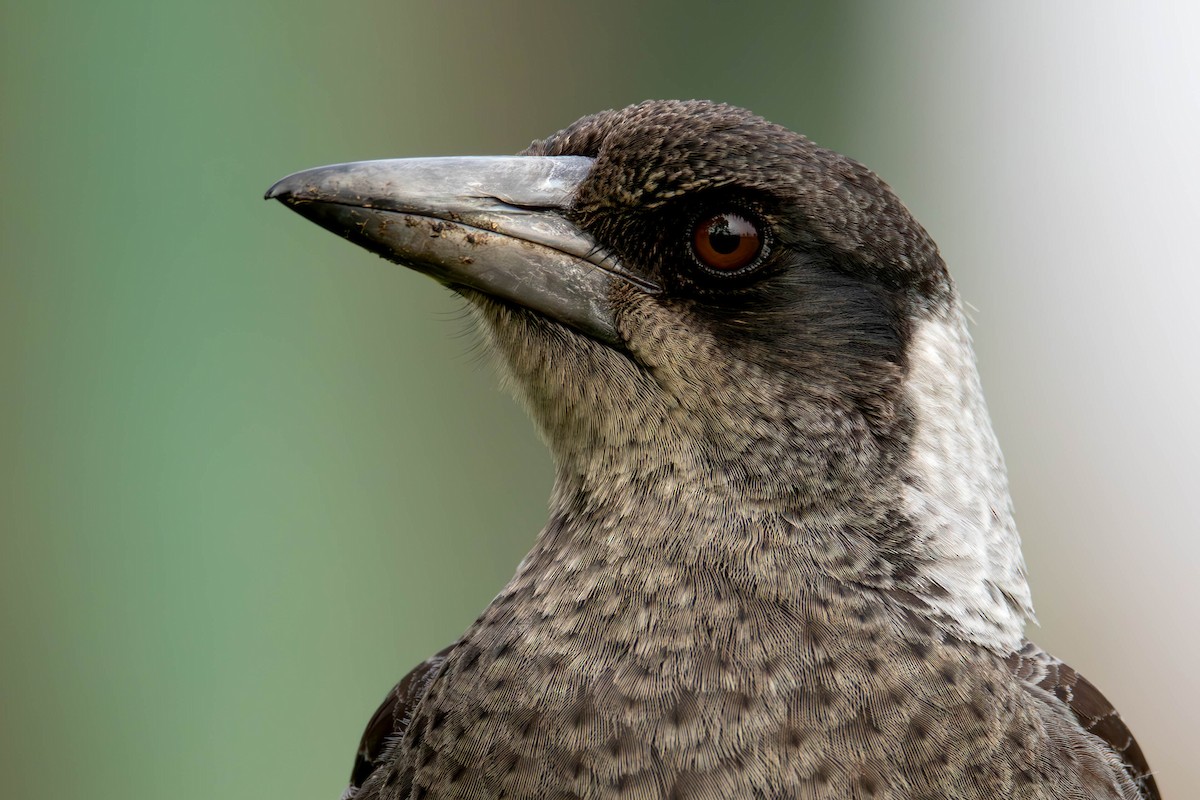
[{"x1": 902, "y1": 309, "x2": 1034, "y2": 653}]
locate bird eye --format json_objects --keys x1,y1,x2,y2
[{"x1": 691, "y1": 210, "x2": 764, "y2": 273}]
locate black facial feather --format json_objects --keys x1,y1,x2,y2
[
  {"x1": 523, "y1": 99, "x2": 953, "y2": 307},
  {"x1": 525, "y1": 100, "x2": 919, "y2": 447}
]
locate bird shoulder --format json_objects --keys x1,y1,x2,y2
[
  {"x1": 342, "y1": 645, "x2": 455, "y2": 799},
  {"x1": 1007, "y1": 640, "x2": 1160, "y2": 800}
]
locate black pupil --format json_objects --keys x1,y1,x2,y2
[{"x1": 708, "y1": 217, "x2": 742, "y2": 254}]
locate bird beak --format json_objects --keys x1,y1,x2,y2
[{"x1": 265, "y1": 156, "x2": 654, "y2": 345}]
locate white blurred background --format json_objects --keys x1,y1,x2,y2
[{"x1": 855, "y1": 4, "x2": 1199, "y2": 791}]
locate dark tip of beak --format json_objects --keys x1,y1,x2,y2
[{"x1": 264, "y1": 179, "x2": 288, "y2": 201}]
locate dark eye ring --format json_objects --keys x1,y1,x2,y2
[{"x1": 691, "y1": 210, "x2": 765, "y2": 273}]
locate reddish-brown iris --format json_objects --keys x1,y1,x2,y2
[{"x1": 692, "y1": 211, "x2": 762, "y2": 271}]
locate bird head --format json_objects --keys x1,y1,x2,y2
[{"x1": 267, "y1": 100, "x2": 1033, "y2": 652}]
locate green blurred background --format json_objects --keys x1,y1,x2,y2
[{"x1": 3, "y1": 2, "x2": 1196, "y2": 797}]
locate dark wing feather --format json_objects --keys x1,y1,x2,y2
[
  {"x1": 342, "y1": 645, "x2": 455, "y2": 799},
  {"x1": 1007, "y1": 641, "x2": 1160, "y2": 800}
]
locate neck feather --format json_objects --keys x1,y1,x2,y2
[{"x1": 895, "y1": 305, "x2": 1033, "y2": 652}]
